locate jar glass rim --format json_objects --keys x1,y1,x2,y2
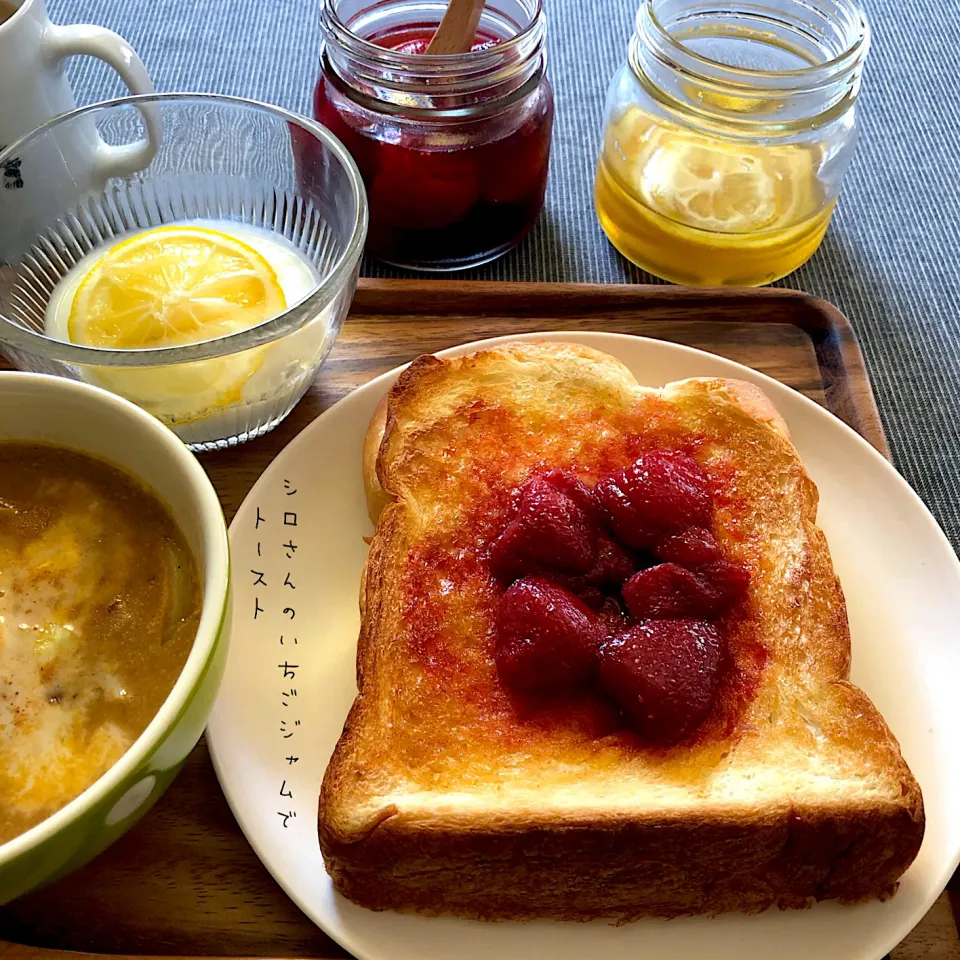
[
  {"x1": 321, "y1": 0, "x2": 545, "y2": 78},
  {"x1": 640, "y1": 0, "x2": 870, "y2": 90},
  {"x1": 0, "y1": 92, "x2": 368, "y2": 368}
]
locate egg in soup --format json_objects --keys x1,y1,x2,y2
[{"x1": 0, "y1": 443, "x2": 201, "y2": 844}]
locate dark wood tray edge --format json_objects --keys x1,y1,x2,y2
[{"x1": 351, "y1": 279, "x2": 891, "y2": 460}]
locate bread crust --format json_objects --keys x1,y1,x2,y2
[
  {"x1": 320, "y1": 341, "x2": 924, "y2": 921},
  {"x1": 362, "y1": 393, "x2": 390, "y2": 524}
]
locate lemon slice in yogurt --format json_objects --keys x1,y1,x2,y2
[{"x1": 45, "y1": 223, "x2": 318, "y2": 424}]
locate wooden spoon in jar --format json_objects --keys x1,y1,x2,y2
[{"x1": 426, "y1": 0, "x2": 486, "y2": 54}]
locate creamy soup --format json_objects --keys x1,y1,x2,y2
[{"x1": 0, "y1": 443, "x2": 201, "y2": 844}]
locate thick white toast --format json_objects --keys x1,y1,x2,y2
[{"x1": 319, "y1": 341, "x2": 924, "y2": 920}]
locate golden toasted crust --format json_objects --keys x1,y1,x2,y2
[
  {"x1": 360, "y1": 374, "x2": 790, "y2": 525},
  {"x1": 320, "y1": 341, "x2": 924, "y2": 920},
  {"x1": 362, "y1": 393, "x2": 391, "y2": 524}
]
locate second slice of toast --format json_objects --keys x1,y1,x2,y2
[{"x1": 319, "y1": 341, "x2": 924, "y2": 920}]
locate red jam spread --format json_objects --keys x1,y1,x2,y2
[
  {"x1": 314, "y1": 25, "x2": 554, "y2": 269},
  {"x1": 490, "y1": 454, "x2": 752, "y2": 745},
  {"x1": 393, "y1": 404, "x2": 768, "y2": 776}
]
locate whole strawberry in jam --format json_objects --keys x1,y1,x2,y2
[
  {"x1": 495, "y1": 577, "x2": 600, "y2": 692},
  {"x1": 622, "y1": 560, "x2": 749, "y2": 619},
  {"x1": 621, "y1": 563, "x2": 715, "y2": 619},
  {"x1": 598, "y1": 619, "x2": 724, "y2": 744},
  {"x1": 369, "y1": 145, "x2": 481, "y2": 231},
  {"x1": 596, "y1": 451, "x2": 713, "y2": 549},
  {"x1": 655, "y1": 526, "x2": 722, "y2": 568},
  {"x1": 537, "y1": 470, "x2": 604, "y2": 524},
  {"x1": 480, "y1": 118, "x2": 551, "y2": 206},
  {"x1": 490, "y1": 475, "x2": 598, "y2": 580}
]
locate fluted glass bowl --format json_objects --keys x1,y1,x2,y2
[{"x1": 0, "y1": 93, "x2": 367, "y2": 451}]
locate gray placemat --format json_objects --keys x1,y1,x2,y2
[{"x1": 49, "y1": 0, "x2": 960, "y2": 552}]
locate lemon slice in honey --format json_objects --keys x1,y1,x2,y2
[
  {"x1": 68, "y1": 226, "x2": 287, "y2": 420},
  {"x1": 636, "y1": 130, "x2": 818, "y2": 235}
]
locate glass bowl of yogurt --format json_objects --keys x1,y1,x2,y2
[{"x1": 0, "y1": 93, "x2": 368, "y2": 450}]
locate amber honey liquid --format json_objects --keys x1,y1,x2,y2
[{"x1": 595, "y1": 105, "x2": 836, "y2": 287}]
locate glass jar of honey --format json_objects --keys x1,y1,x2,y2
[
  {"x1": 595, "y1": 0, "x2": 869, "y2": 286},
  {"x1": 316, "y1": 0, "x2": 553, "y2": 271}
]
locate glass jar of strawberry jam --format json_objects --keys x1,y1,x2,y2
[{"x1": 316, "y1": 0, "x2": 553, "y2": 271}]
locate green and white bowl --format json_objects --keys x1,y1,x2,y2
[{"x1": 0, "y1": 372, "x2": 230, "y2": 903}]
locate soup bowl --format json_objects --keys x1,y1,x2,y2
[{"x1": 0, "y1": 371, "x2": 230, "y2": 903}]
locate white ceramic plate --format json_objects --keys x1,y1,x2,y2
[{"x1": 208, "y1": 332, "x2": 960, "y2": 960}]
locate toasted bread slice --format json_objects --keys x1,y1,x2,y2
[{"x1": 319, "y1": 341, "x2": 924, "y2": 921}]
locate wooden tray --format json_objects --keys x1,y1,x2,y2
[{"x1": 1, "y1": 280, "x2": 956, "y2": 960}]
